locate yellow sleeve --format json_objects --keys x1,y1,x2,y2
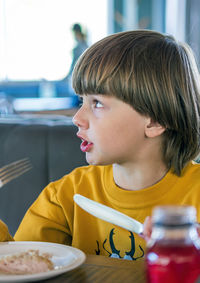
[
  {"x1": 0, "y1": 220, "x2": 14, "y2": 242},
  {"x1": 14, "y1": 181, "x2": 72, "y2": 245}
]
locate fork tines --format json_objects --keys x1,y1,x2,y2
[{"x1": 0, "y1": 158, "x2": 32, "y2": 188}]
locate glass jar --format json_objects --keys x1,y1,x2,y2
[{"x1": 146, "y1": 205, "x2": 200, "y2": 283}]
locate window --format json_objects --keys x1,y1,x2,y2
[{"x1": 0, "y1": 0, "x2": 108, "y2": 81}]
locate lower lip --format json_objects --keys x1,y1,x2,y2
[{"x1": 80, "y1": 141, "x2": 93, "y2": 152}]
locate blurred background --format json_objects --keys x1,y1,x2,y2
[
  {"x1": 0, "y1": 0, "x2": 200, "y2": 236},
  {"x1": 0, "y1": 0, "x2": 199, "y2": 114}
]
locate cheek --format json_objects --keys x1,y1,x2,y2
[
  {"x1": 98, "y1": 124, "x2": 129, "y2": 149},
  {"x1": 111, "y1": 121, "x2": 145, "y2": 148},
  {"x1": 93, "y1": 115, "x2": 145, "y2": 148},
  {"x1": 91, "y1": 123, "x2": 117, "y2": 149}
]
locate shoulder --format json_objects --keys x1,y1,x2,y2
[
  {"x1": 42, "y1": 165, "x2": 112, "y2": 205},
  {"x1": 62, "y1": 164, "x2": 111, "y2": 182},
  {"x1": 179, "y1": 161, "x2": 200, "y2": 188},
  {"x1": 182, "y1": 161, "x2": 200, "y2": 177},
  {"x1": 52, "y1": 164, "x2": 111, "y2": 191}
]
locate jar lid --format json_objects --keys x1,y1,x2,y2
[{"x1": 152, "y1": 205, "x2": 197, "y2": 226}]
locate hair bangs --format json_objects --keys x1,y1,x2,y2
[
  {"x1": 72, "y1": 33, "x2": 135, "y2": 99},
  {"x1": 72, "y1": 59, "x2": 113, "y2": 95}
]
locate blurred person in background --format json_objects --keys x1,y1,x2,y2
[
  {"x1": 66, "y1": 23, "x2": 88, "y2": 79},
  {"x1": 62, "y1": 23, "x2": 88, "y2": 98}
]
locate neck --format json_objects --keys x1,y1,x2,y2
[{"x1": 113, "y1": 160, "x2": 168, "y2": 191}]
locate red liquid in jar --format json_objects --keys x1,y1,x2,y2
[{"x1": 146, "y1": 242, "x2": 200, "y2": 283}]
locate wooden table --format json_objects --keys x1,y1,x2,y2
[{"x1": 43, "y1": 255, "x2": 147, "y2": 283}]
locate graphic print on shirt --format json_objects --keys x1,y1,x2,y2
[{"x1": 95, "y1": 228, "x2": 144, "y2": 260}]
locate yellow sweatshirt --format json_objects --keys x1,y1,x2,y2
[{"x1": 13, "y1": 161, "x2": 200, "y2": 260}]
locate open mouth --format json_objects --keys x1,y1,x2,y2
[{"x1": 80, "y1": 139, "x2": 93, "y2": 152}]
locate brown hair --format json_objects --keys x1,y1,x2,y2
[{"x1": 72, "y1": 30, "x2": 200, "y2": 175}]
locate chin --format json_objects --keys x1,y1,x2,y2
[
  {"x1": 86, "y1": 153, "x2": 114, "y2": 166},
  {"x1": 86, "y1": 158, "x2": 111, "y2": 166},
  {"x1": 86, "y1": 159, "x2": 100, "y2": 165}
]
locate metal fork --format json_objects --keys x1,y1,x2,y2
[{"x1": 0, "y1": 158, "x2": 32, "y2": 188}]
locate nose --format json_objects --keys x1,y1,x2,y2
[
  {"x1": 72, "y1": 109, "x2": 80, "y2": 127},
  {"x1": 72, "y1": 106, "x2": 88, "y2": 129}
]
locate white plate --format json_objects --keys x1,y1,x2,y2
[{"x1": 0, "y1": 241, "x2": 86, "y2": 282}]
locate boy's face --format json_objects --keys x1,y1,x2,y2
[{"x1": 73, "y1": 94, "x2": 150, "y2": 166}]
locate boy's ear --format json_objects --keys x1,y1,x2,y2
[{"x1": 145, "y1": 118, "x2": 166, "y2": 138}]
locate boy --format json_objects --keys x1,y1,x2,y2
[{"x1": 3, "y1": 30, "x2": 200, "y2": 260}]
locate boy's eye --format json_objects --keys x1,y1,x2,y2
[{"x1": 93, "y1": 100, "x2": 103, "y2": 108}]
